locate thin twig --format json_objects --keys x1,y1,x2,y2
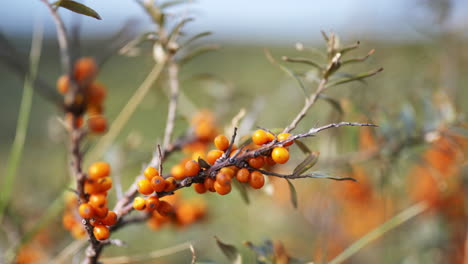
[{"x1": 163, "y1": 61, "x2": 180, "y2": 151}]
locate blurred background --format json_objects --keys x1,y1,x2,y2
[{"x1": 0, "y1": 0, "x2": 467, "y2": 263}]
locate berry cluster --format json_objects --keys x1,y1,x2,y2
[{"x1": 56, "y1": 57, "x2": 107, "y2": 133}]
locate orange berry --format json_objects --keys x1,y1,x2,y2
[
  {"x1": 66, "y1": 113, "x2": 83, "y2": 129},
  {"x1": 146, "y1": 196, "x2": 160, "y2": 211},
  {"x1": 56, "y1": 75, "x2": 70, "y2": 94},
  {"x1": 195, "y1": 121, "x2": 215, "y2": 141},
  {"x1": 87, "y1": 103, "x2": 104, "y2": 116},
  {"x1": 79, "y1": 203, "x2": 94, "y2": 218},
  {"x1": 191, "y1": 151, "x2": 206, "y2": 161},
  {"x1": 214, "y1": 135, "x2": 230, "y2": 151},
  {"x1": 94, "y1": 206, "x2": 109, "y2": 219},
  {"x1": 101, "y1": 211, "x2": 118, "y2": 226},
  {"x1": 236, "y1": 168, "x2": 250, "y2": 183},
  {"x1": 84, "y1": 179, "x2": 101, "y2": 194},
  {"x1": 74, "y1": 57, "x2": 97, "y2": 82},
  {"x1": 86, "y1": 82, "x2": 106, "y2": 105},
  {"x1": 157, "y1": 201, "x2": 174, "y2": 216},
  {"x1": 88, "y1": 162, "x2": 110, "y2": 179},
  {"x1": 193, "y1": 183, "x2": 207, "y2": 194},
  {"x1": 204, "y1": 178, "x2": 215, "y2": 192},
  {"x1": 185, "y1": 160, "x2": 201, "y2": 177},
  {"x1": 171, "y1": 164, "x2": 186, "y2": 180},
  {"x1": 252, "y1": 130, "x2": 269, "y2": 145},
  {"x1": 249, "y1": 171, "x2": 265, "y2": 189},
  {"x1": 266, "y1": 132, "x2": 275, "y2": 142},
  {"x1": 71, "y1": 225, "x2": 86, "y2": 239},
  {"x1": 277, "y1": 133, "x2": 293, "y2": 147},
  {"x1": 207, "y1": 149, "x2": 223, "y2": 165},
  {"x1": 271, "y1": 147, "x2": 289, "y2": 164},
  {"x1": 144, "y1": 166, "x2": 159, "y2": 180},
  {"x1": 220, "y1": 167, "x2": 235, "y2": 178},
  {"x1": 62, "y1": 213, "x2": 76, "y2": 230},
  {"x1": 97, "y1": 177, "x2": 112, "y2": 192},
  {"x1": 88, "y1": 115, "x2": 107, "y2": 134},
  {"x1": 93, "y1": 224, "x2": 110, "y2": 240},
  {"x1": 133, "y1": 197, "x2": 146, "y2": 210},
  {"x1": 216, "y1": 172, "x2": 231, "y2": 186},
  {"x1": 248, "y1": 156, "x2": 265, "y2": 169},
  {"x1": 88, "y1": 194, "x2": 107, "y2": 209},
  {"x1": 137, "y1": 179, "x2": 154, "y2": 195},
  {"x1": 151, "y1": 176, "x2": 166, "y2": 192},
  {"x1": 164, "y1": 177, "x2": 177, "y2": 192},
  {"x1": 264, "y1": 156, "x2": 276, "y2": 166},
  {"x1": 214, "y1": 181, "x2": 231, "y2": 195}
]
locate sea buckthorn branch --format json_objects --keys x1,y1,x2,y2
[{"x1": 162, "y1": 62, "x2": 180, "y2": 151}]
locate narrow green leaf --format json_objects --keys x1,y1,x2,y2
[
  {"x1": 181, "y1": 31, "x2": 212, "y2": 48},
  {"x1": 304, "y1": 172, "x2": 356, "y2": 182},
  {"x1": 179, "y1": 45, "x2": 219, "y2": 65},
  {"x1": 215, "y1": 236, "x2": 241, "y2": 263},
  {"x1": 282, "y1": 56, "x2": 323, "y2": 71},
  {"x1": 286, "y1": 179, "x2": 298, "y2": 209},
  {"x1": 232, "y1": 179, "x2": 250, "y2": 205},
  {"x1": 327, "y1": 67, "x2": 383, "y2": 88},
  {"x1": 168, "y1": 17, "x2": 194, "y2": 42},
  {"x1": 318, "y1": 94, "x2": 344, "y2": 115},
  {"x1": 295, "y1": 140, "x2": 312, "y2": 155},
  {"x1": 160, "y1": 0, "x2": 188, "y2": 9},
  {"x1": 54, "y1": 0, "x2": 102, "y2": 20},
  {"x1": 293, "y1": 151, "x2": 320, "y2": 176},
  {"x1": 339, "y1": 41, "x2": 360, "y2": 55}
]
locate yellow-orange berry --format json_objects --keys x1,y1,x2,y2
[
  {"x1": 144, "y1": 166, "x2": 159, "y2": 180},
  {"x1": 164, "y1": 177, "x2": 177, "y2": 192},
  {"x1": 74, "y1": 57, "x2": 97, "y2": 82},
  {"x1": 207, "y1": 150, "x2": 223, "y2": 165},
  {"x1": 216, "y1": 172, "x2": 231, "y2": 186},
  {"x1": 88, "y1": 115, "x2": 107, "y2": 134},
  {"x1": 88, "y1": 194, "x2": 107, "y2": 209},
  {"x1": 157, "y1": 201, "x2": 174, "y2": 216},
  {"x1": 171, "y1": 164, "x2": 186, "y2": 180},
  {"x1": 220, "y1": 167, "x2": 235, "y2": 178},
  {"x1": 193, "y1": 183, "x2": 207, "y2": 194},
  {"x1": 252, "y1": 130, "x2": 269, "y2": 145},
  {"x1": 88, "y1": 162, "x2": 110, "y2": 179},
  {"x1": 87, "y1": 103, "x2": 104, "y2": 116},
  {"x1": 236, "y1": 168, "x2": 250, "y2": 183},
  {"x1": 249, "y1": 171, "x2": 265, "y2": 189},
  {"x1": 101, "y1": 211, "x2": 117, "y2": 226},
  {"x1": 214, "y1": 181, "x2": 231, "y2": 195},
  {"x1": 56, "y1": 75, "x2": 70, "y2": 94},
  {"x1": 271, "y1": 147, "x2": 290, "y2": 164},
  {"x1": 277, "y1": 133, "x2": 293, "y2": 146},
  {"x1": 146, "y1": 196, "x2": 160, "y2": 211},
  {"x1": 97, "y1": 177, "x2": 112, "y2": 192},
  {"x1": 133, "y1": 197, "x2": 146, "y2": 210},
  {"x1": 137, "y1": 179, "x2": 154, "y2": 195},
  {"x1": 93, "y1": 224, "x2": 110, "y2": 240},
  {"x1": 86, "y1": 82, "x2": 106, "y2": 105},
  {"x1": 62, "y1": 213, "x2": 76, "y2": 230},
  {"x1": 79, "y1": 203, "x2": 94, "y2": 218},
  {"x1": 84, "y1": 179, "x2": 101, "y2": 194},
  {"x1": 151, "y1": 176, "x2": 166, "y2": 192},
  {"x1": 71, "y1": 225, "x2": 86, "y2": 239},
  {"x1": 266, "y1": 132, "x2": 275, "y2": 142},
  {"x1": 185, "y1": 160, "x2": 200, "y2": 177},
  {"x1": 264, "y1": 156, "x2": 276, "y2": 166},
  {"x1": 214, "y1": 135, "x2": 230, "y2": 151},
  {"x1": 204, "y1": 178, "x2": 215, "y2": 192},
  {"x1": 94, "y1": 206, "x2": 109, "y2": 219},
  {"x1": 248, "y1": 156, "x2": 265, "y2": 169}
]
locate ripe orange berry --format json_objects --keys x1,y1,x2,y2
[
  {"x1": 236, "y1": 168, "x2": 251, "y2": 183},
  {"x1": 214, "y1": 135, "x2": 230, "y2": 151},
  {"x1": 94, "y1": 206, "x2": 109, "y2": 219},
  {"x1": 157, "y1": 201, "x2": 174, "y2": 216},
  {"x1": 146, "y1": 196, "x2": 160, "y2": 211},
  {"x1": 151, "y1": 176, "x2": 166, "y2": 192},
  {"x1": 88, "y1": 194, "x2": 107, "y2": 209},
  {"x1": 144, "y1": 166, "x2": 159, "y2": 180},
  {"x1": 191, "y1": 151, "x2": 206, "y2": 161},
  {"x1": 252, "y1": 130, "x2": 269, "y2": 145},
  {"x1": 101, "y1": 211, "x2": 118, "y2": 226},
  {"x1": 271, "y1": 147, "x2": 290, "y2": 164},
  {"x1": 277, "y1": 133, "x2": 293, "y2": 147},
  {"x1": 171, "y1": 164, "x2": 186, "y2": 180},
  {"x1": 248, "y1": 156, "x2": 265, "y2": 169},
  {"x1": 204, "y1": 178, "x2": 215, "y2": 192},
  {"x1": 249, "y1": 171, "x2": 265, "y2": 189},
  {"x1": 185, "y1": 160, "x2": 200, "y2": 177},
  {"x1": 216, "y1": 172, "x2": 231, "y2": 186},
  {"x1": 264, "y1": 156, "x2": 276, "y2": 166},
  {"x1": 56, "y1": 75, "x2": 70, "y2": 94},
  {"x1": 84, "y1": 179, "x2": 101, "y2": 194},
  {"x1": 133, "y1": 197, "x2": 146, "y2": 210},
  {"x1": 220, "y1": 167, "x2": 235, "y2": 178},
  {"x1": 62, "y1": 213, "x2": 76, "y2": 230},
  {"x1": 87, "y1": 103, "x2": 103, "y2": 116},
  {"x1": 86, "y1": 82, "x2": 106, "y2": 105},
  {"x1": 79, "y1": 203, "x2": 94, "y2": 218},
  {"x1": 164, "y1": 177, "x2": 177, "y2": 192},
  {"x1": 214, "y1": 181, "x2": 231, "y2": 195},
  {"x1": 93, "y1": 224, "x2": 110, "y2": 240},
  {"x1": 137, "y1": 179, "x2": 154, "y2": 195},
  {"x1": 97, "y1": 177, "x2": 112, "y2": 192},
  {"x1": 267, "y1": 132, "x2": 275, "y2": 142},
  {"x1": 71, "y1": 225, "x2": 86, "y2": 239},
  {"x1": 207, "y1": 150, "x2": 223, "y2": 165},
  {"x1": 88, "y1": 115, "x2": 107, "y2": 134},
  {"x1": 193, "y1": 183, "x2": 207, "y2": 194},
  {"x1": 195, "y1": 121, "x2": 215, "y2": 141},
  {"x1": 88, "y1": 162, "x2": 110, "y2": 179},
  {"x1": 74, "y1": 57, "x2": 97, "y2": 82}
]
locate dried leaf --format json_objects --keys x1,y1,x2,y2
[
  {"x1": 198, "y1": 158, "x2": 211, "y2": 169},
  {"x1": 54, "y1": 0, "x2": 101, "y2": 20}
]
